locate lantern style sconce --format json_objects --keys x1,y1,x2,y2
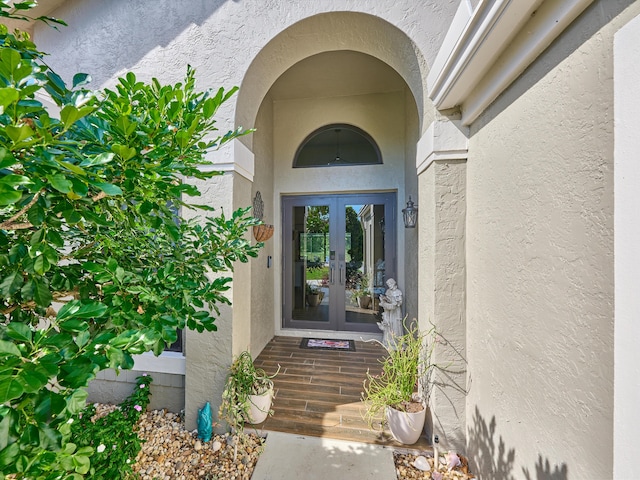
[{"x1": 402, "y1": 196, "x2": 418, "y2": 228}]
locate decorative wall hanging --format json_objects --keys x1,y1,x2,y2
[{"x1": 252, "y1": 191, "x2": 274, "y2": 241}]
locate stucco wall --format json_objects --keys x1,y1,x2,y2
[
  {"x1": 250, "y1": 95, "x2": 276, "y2": 355},
  {"x1": 35, "y1": 1, "x2": 456, "y2": 151},
  {"x1": 231, "y1": 174, "x2": 253, "y2": 355},
  {"x1": 183, "y1": 174, "x2": 236, "y2": 431},
  {"x1": 89, "y1": 370, "x2": 185, "y2": 413},
  {"x1": 613, "y1": 11, "x2": 640, "y2": 478},
  {"x1": 418, "y1": 158, "x2": 467, "y2": 452},
  {"x1": 403, "y1": 90, "x2": 421, "y2": 321},
  {"x1": 466, "y1": 2, "x2": 640, "y2": 478}
]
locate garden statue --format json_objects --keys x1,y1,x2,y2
[
  {"x1": 197, "y1": 402, "x2": 212, "y2": 442},
  {"x1": 377, "y1": 278, "x2": 404, "y2": 349}
]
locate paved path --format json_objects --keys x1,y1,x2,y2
[{"x1": 251, "y1": 431, "x2": 396, "y2": 480}]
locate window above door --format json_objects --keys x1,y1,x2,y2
[{"x1": 293, "y1": 124, "x2": 382, "y2": 168}]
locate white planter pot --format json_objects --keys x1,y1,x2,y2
[
  {"x1": 246, "y1": 388, "x2": 273, "y2": 424},
  {"x1": 385, "y1": 404, "x2": 426, "y2": 445}
]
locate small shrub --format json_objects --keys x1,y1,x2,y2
[{"x1": 70, "y1": 375, "x2": 153, "y2": 479}]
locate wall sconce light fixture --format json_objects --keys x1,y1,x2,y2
[{"x1": 402, "y1": 196, "x2": 418, "y2": 228}]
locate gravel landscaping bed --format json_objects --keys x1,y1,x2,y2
[
  {"x1": 133, "y1": 409, "x2": 264, "y2": 480},
  {"x1": 111, "y1": 406, "x2": 475, "y2": 479}
]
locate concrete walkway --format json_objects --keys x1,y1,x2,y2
[{"x1": 251, "y1": 431, "x2": 397, "y2": 480}]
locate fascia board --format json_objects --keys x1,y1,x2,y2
[
  {"x1": 460, "y1": 0, "x2": 595, "y2": 125},
  {"x1": 428, "y1": 0, "x2": 594, "y2": 125},
  {"x1": 429, "y1": 0, "x2": 544, "y2": 110}
]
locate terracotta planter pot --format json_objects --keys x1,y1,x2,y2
[
  {"x1": 385, "y1": 403, "x2": 426, "y2": 445},
  {"x1": 247, "y1": 387, "x2": 273, "y2": 424}
]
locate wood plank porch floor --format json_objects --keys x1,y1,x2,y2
[{"x1": 252, "y1": 336, "x2": 431, "y2": 452}]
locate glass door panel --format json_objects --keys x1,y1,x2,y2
[
  {"x1": 282, "y1": 193, "x2": 395, "y2": 332},
  {"x1": 288, "y1": 204, "x2": 332, "y2": 327},
  {"x1": 344, "y1": 203, "x2": 386, "y2": 328}
]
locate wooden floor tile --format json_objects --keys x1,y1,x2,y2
[{"x1": 253, "y1": 336, "x2": 432, "y2": 452}]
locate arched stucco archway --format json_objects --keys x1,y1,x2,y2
[
  {"x1": 236, "y1": 12, "x2": 426, "y2": 356},
  {"x1": 234, "y1": 11, "x2": 432, "y2": 153}
]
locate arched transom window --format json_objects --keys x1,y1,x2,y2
[{"x1": 293, "y1": 124, "x2": 382, "y2": 168}]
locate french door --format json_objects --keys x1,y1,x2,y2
[{"x1": 282, "y1": 193, "x2": 396, "y2": 332}]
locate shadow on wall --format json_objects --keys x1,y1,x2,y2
[
  {"x1": 468, "y1": 406, "x2": 568, "y2": 480},
  {"x1": 42, "y1": 0, "x2": 235, "y2": 86},
  {"x1": 425, "y1": 320, "x2": 470, "y2": 451},
  {"x1": 473, "y1": 0, "x2": 636, "y2": 133}
]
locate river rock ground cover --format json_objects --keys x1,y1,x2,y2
[{"x1": 95, "y1": 405, "x2": 474, "y2": 479}]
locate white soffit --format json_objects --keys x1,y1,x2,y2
[{"x1": 428, "y1": 0, "x2": 594, "y2": 125}]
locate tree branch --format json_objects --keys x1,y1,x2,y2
[{"x1": 0, "y1": 191, "x2": 40, "y2": 230}]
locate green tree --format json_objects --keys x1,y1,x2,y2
[
  {"x1": 305, "y1": 206, "x2": 328, "y2": 262},
  {"x1": 0, "y1": 6, "x2": 261, "y2": 478},
  {"x1": 345, "y1": 206, "x2": 362, "y2": 263}
]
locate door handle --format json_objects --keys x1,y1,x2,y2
[
  {"x1": 339, "y1": 263, "x2": 345, "y2": 286},
  {"x1": 330, "y1": 262, "x2": 335, "y2": 285}
]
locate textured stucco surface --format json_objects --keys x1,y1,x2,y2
[
  {"x1": 418, "y1": 159, "x2": 467, "y2": 452},
  {"x1": 613, "y1": 11, "x2": 640, "y2": 477},
  {"x1": 465, "y1": 2, "x2": 640, "y2": 478},
  {"x1": 403, "y1": 90, "x2": 421, "y2": 320},
  {"x1": 88, "y1": 370, "x2": 185, "y2": 413},
  {"x1": 34, "y1": 1, "x2": 457, "y2": 151},
  {"x1": 250, "y1": 96, "x2": 276, "y2": 355},
  {"x1": 183, "y1": 174, "x2": 236, "y2": 431}
]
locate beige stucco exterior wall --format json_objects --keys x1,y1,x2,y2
[
  {"x1": 418, "y1": 158, "x2": 467, "y2": 451},
  {"x1": 250, "y1": 96, "x2": 276, "y2": 356},
  {"x1": 182, "y1": 174, "x2": 235, "y2": 431},
  {"x1": 403, "y1": 91, "x2": 421, "y2": 321},
  {"x1": 614, "y1": 11, "x2": 640, "y2": 477},
  {"x1": 231, "y1": 174, "x2": 253, "y2": 355},
  {"x1": 465, "y1": 2, "x2": 640, "y2": 478}
]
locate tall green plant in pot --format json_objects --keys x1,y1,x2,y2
[
  {"x1": 362, "y1": 318, "x2": 436, "y2": 445},
  {"x1": 219, "y1": 351, "x2": 280, "y2": 435}
]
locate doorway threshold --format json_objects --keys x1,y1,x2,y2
[{"x1": 275, "y1": 328, "x2": 382, "y2": 342}]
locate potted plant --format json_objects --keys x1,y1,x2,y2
[
  {"x1": 306, "y1": 283, "x2": 324, "y2": 307},
  {"x1": 219, "y1": 351, "x2": 280, "y2": 433},
  {"x1": 351, "y1": 273, "x2": 371, "y2": 309},
  {"x1": 362, "y1": 318, "x2": 436, "y2": 445}
]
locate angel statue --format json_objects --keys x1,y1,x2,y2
[{"x1": 377, "y1": 278, "x2": 404, "y2": 349}]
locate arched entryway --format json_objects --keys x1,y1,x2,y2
[
  {"x1": 228, "y1": 9, "x2": 430, "y2": 447},
  {"x1": 234, "y1": 12, "x2": 426, "y2": 347}
]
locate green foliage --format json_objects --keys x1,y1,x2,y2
[
  {"x1": 218, "y1": 351, "x2": 279, "y2": 436},
  {"x1": 345, "y1": 205, "x2": 362, "y2": 263},
  {"x1": 304, "y1": 206, "x2": 328, "y2": 234},
  {"x1": 350, "y1": 273, "x2": 370, "y2": 301},
  {"x1": 70, "y1": 375, "x2": 152, "y2": 479},
  {"x1": 362, "y1": 319, "x2": 436, "y2": 428},
  {"x1": 0, "y1": 7, "x2": 261, "y2": 479}
]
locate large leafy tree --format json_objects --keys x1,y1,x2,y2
[{"x1": 0, "y1": 4, "x2": 261, "y2": 478}]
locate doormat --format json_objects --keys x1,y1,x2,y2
[{"x1": 300, "y1": 338, "x2": 356, "y2": 351}]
